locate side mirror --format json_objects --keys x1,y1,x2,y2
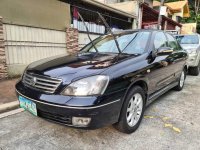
[{"x1": 156, "y1": 47, "x2": 173, "y2": 56}]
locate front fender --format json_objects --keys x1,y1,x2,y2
[{"x1": 121, "y1": 76, "x2": 149, "y2": 104}]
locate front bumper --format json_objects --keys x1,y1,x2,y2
[
  {"x1": 187, "y1": 53, "x2": 200, "y2": 67},
  {"x1": 16, "y1": 81, "x2": 123, "y2": 129}
]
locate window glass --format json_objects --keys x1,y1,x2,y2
[
  {"x1": 154, "y1": 32, "x2": 167, "y2": 50},
  {"x1": 83, "y1": 31, "x2": 150, "y2": 54},
  {"x1": 175, "y1": 35, "x2": 199, "y2": 44},
  {"x1": 166, "y1": 33, "x2": 179, "y2": 50},
  {"x1": 123, "y1": 32, "x2": 150, "y2": 54}
]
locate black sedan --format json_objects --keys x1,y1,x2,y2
[{"x1": 16, "y1": 30, "x2": 188, "y2": 134}]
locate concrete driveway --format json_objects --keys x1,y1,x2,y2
[{"x1": 0, "y1": 75, "x2": 200, "y2": 150}]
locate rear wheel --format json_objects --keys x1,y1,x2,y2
[
  {"x1": 174, "y1": 69, "x2": 186, "y2": 91},
  {"x1": 114, "y1": 86, "x2": 145, "y2": 134}
]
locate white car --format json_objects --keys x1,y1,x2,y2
[{"x1": 176, "y1": 34, "x2": 200, "y2": 76}]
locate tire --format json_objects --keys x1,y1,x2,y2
[
  {"x1": 174, "y1": 69, "x2": 186, "y2": 91},
  {"x1": 189, "y1": 64, "x2": 200, "y2": 76},
  {"x1": 114, "y1": 86, "x2": 145, "y2": 134}
]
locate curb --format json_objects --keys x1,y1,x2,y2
[
  {"x1": 0, "y1": 101, "x2": 19, "y2": 113},
  {"x1": 0, "y1": 108, "x2": 24, "y2": 119}
]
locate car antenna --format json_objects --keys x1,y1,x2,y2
[
  {"x1": 77, "y1": 12, "x2": 99, "y2": 53},
  {"x1": 97, "y1": 12, "x2": 122, "y2": 54}
]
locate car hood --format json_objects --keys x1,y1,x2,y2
[{"x1": 27, "y1": 52, "x2": 134, "y2": 84}]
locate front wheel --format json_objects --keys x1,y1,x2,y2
[
  {"x1": 114, "y1": 86, "x2": 145, "y2": 134},
  {"x1": 174, "y1": 69, "x2": 186, "y2": 91}
]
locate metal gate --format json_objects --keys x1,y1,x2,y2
[{"x1": 3, "y1": 24, "x2": 67, "y2": 76}]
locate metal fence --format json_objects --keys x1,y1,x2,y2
[{"x1": 3, "y1": 24, "x2": 67, "y2": 75}]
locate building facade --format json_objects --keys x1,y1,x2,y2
[
  {"x1": 153, "y1": 0, "x2": 190, "y2": 23},
  {"x1": 0, "y1": 0, "x2": 136, "y2": 79},
  {"x1": 97, "y1": 0, "x2": 153, "y2": 6},
  {"x1": 0, "y1": 0, "x2": 71, "y2": 77}
]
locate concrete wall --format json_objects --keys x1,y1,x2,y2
[
  {"x1": 0, "y1": 0, "x2": 71, "y2": 31},
  {"x1": 98, "y1": 0, "x2": 153, "y2": 5},
  {"x1": 0, "y1": 17, "x2": 7, "y2": 80},
  {"x1": 0, "y1": 0, "x2": 71, "y2": 78},
  {"x1": 96, "y1": 0, "x2": 131, "y2": 4},
  {"x1": 107, "y1": 0, "x2": 119, "y2": 3}
]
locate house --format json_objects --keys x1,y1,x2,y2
[
  {"x1": 97, "y1": 0, "x2": 154, "y2": 29},
  {"x1": 103, "y1": 0, "x2": 182, "y2": 30},
  {"x1": 142, "y1": 3, "x2": 182, "y2": 31},
  {"x1": 68, "y1": 0, "x2": 137, "y2": 47},
  {"x1": 96, "y1": 0, "x2": 153, "y2": 7},
  {"x1": 153, "y1": 0, "x2": 190, "y2": 23},
  {"x1": 0, "y1": 0, "x2": 136, "y2": 79}
]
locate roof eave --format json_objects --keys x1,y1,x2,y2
[{"x1": 81, "y1": 0, "x2": 137, "y2": 19}]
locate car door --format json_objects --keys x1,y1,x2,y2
[
  {"x1": 148, "y1": 31, "x2": 174, "y2": 92},
  {"x1": 165, "y1": 33, "x2": 187, "y2": 81}
]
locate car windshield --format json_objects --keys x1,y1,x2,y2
[
  {"x1": 82, "y1": 31, "x2": 150, "y2": 55},
  {"x1": 175, "y1": 35, "x2": 199, "y2": 44}
]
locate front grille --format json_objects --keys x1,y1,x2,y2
[
  {"x1": 22, "y1": 73, "x2": 62, "y2": 93},
  {"x1": 38, "y1": 110, "x2": 72, "y2": 125}
]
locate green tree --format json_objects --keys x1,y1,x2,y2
[{"x1": 181, "y1": 0, "x2": 200, "y2": 33}]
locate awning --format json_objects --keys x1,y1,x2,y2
[
  {"x1": 59, "y1": 0, "x2": 136, "y2": 19},
  {"x1": 81, "y1": 0, "x2": 137, "y2": 19},
  {"x1": 105, "y1": 1, "x2": 138, "y2": 17}
]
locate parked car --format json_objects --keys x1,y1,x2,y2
[
  {"x1": 175, "y1": 34, "x2": 200, "y2": 76},
  {"x1": 16, "y1": 30, "x2": 188, "y2": 134}
]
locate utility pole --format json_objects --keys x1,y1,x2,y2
[{"x1": 157, "y1": 0, "x2": 165, "y2": 30}]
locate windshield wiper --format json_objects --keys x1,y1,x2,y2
[
  {"x1": 78, "y1": 12, "x2": 98, "y2": 53},
  {"x1": 97, "y1": 12, "x2": 122, "y2": 54},
  {"x1": 121, "y1": 34, "x2": 137, "y2": 53}
]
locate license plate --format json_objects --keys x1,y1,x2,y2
[{"x1": 19, "y1": 96, "x2": 37, "y2": 116}]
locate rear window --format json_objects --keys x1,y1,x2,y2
[{"x1": 175, "y1": 35, "x2": 199, "y2": 44}]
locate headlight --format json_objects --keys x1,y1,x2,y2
[
  {"x1": 61, "y1": 75, "x2": 109, "y2": 96},
  {"x1": 187, "y1": 49, "x2": 197, "y2": 55}
]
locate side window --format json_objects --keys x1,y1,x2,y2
[
  {"x1": 154, "y1": 32, "x2": 167, "y2": 50},
  {"x1": 166, "y1": 33, "x2": 180, "y2": 51}
]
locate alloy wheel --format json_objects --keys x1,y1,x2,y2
[
  {"x1": 180, "y1": 71, "x2": 185, "y2": 88},
  {"x1": 126, "y1": 93, "x2": 143, "y2": 127}
]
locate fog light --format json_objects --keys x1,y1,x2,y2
[{"x1": 72, "y1": 117, "x2": 91, "y2": 127}]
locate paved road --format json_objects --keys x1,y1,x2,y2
[
  {"x1": 0, "y1": 78, "x2": 18, "y2": 105},
  {"x1": 0, "y1": 75, "x2": 200, "y2": 150}
]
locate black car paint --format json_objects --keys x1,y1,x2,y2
[{"x1": 16, "y1": 30, "x2": 188, "y2": 129}]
